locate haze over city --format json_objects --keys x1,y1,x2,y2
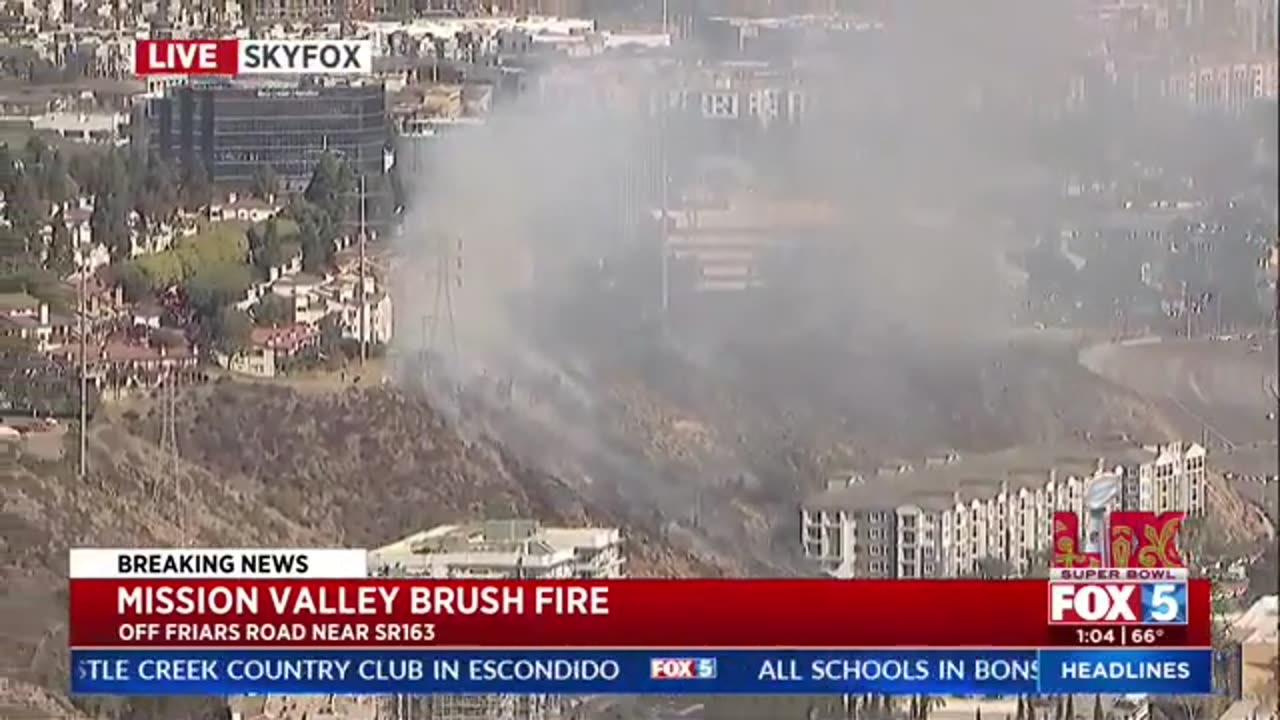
[{"x1": 0, "y1": 0, "x2": 1276, "y2": 718}]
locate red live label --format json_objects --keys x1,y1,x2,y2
[{"x1": 135, "y1": 40, "x2": 238, "y2": 75}]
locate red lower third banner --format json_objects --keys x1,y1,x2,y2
[{"x1": 68, "y1": 579, "x2": 1211, "y2": 648}]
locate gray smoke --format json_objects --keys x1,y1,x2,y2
[{"x1": 389, "y1": 1, "x2": 1106, "y2": 565}]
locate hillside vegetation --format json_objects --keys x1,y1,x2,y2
[{"x1": 0, "y1": 382, "x2": 713, "y2": 719}]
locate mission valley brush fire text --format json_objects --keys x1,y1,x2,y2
[{"x1": 65, "y1": 547, "x2": 1213, "y2": 696}]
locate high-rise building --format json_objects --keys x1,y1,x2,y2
[{"x1": 148, "y1": 80, "x2": 389, "y2": 191}]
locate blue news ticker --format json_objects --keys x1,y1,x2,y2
[{"x1": 70, "y1": 648, "x2": 1212, "y2": 696}]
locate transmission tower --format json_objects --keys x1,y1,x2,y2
[
  {"x1": 424, "y1": 232, "x2": 461, "y2": 358},
  {"x1": 77, "y1": 264, "x2": 89, "y2": 480},
  {"x1": 157, "y1": 368, "x2": 187, "y2": 544}
]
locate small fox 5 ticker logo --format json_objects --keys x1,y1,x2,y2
[
  {"x1": 1048, "y1": 582, "x2": 1188, "y2": 625},
  {"x1": 650, "y1": 658, "x2": 718, "y2": 680}
]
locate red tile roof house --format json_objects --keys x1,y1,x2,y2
[
  {"x1": 221, "y1": 324, "x2": 320, "y2": 379},
  {"x1": 61, "y1": 335, "x2": 201, "y2": 392}
]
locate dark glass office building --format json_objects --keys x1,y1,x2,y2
[{"x1": 149, "y1": 81, "x2": 388, "y2": 188}]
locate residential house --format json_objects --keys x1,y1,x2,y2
[
  {"x1": 87, "y1": 335, "x2": 199, "y2": 390},
  {"x1": 271, "y1": 273, "x2": 328, "y2": 325},
  {"x1": 325, "y1": 273, "x2": 394, "y2": 345},
  {"x1": 29, "y1": 111, "x2": 130, "y2": 143},
  {"x1": 0, "y1": 302, "x2": 75, "y2": 352},
  {"x1": 77, "y1": 275, "x2": 126, "y2": 328},
  {"x1": 223, "y1": 323, "x2": 320, "y2": 379},
  {"x1": 211, "y1": 195, "x2": 281, "y2": 225},
  {"x1": 0, "y1": 293, "x2": 43, "y2": 320},
  {"x1": 131, "y1": 302, "x2": 163, "y2": 329}
]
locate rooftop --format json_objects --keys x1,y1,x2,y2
[
  {"x1": 373, "y1": 520, "x2": 620, "y2": 559},
  {"x1": 0, "y1": 293, "x2": 41, "y2": 314},
  {"x1": 805, "y1": 441, "x2": 1188, "y2": 513}
]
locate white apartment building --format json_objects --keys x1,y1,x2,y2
[
  {"x1": 369, "y1": 520, "x2": 623, "y2": 720},
  {"x1": 802, "y1": 441, "x2": 1207, "y2": 579},
  {"x1": 369, "y1": 519, "x2": 625, "y2": 580},
  {"x1": 1165, "y1": 57, "x2": 1279, "y2": 112}
]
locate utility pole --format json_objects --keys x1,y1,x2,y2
[
  {"x1": 359, "y1": 173, "x2": 368, "y2": 366},
  {"x1": 77, "y1": 259, "x2": 88, "y2": 480},
  {"x1": 659, "y1": 104, "x2": 670, "y2": 317}
]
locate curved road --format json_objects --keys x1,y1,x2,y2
[{"x1": 1080, "y1": 336, "x2": 1278, "y2": 452}]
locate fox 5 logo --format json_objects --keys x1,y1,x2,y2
[
  {"x1": 1048, "y1": 582, "x2": 1187, "y2": 624},
  {"x1": 650, "y1": 658, "x2": 717, "y2": 680}
]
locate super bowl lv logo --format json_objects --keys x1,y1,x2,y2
[{"x1": 1051, "y1": 511, "x2": 1185, "y2": 569}]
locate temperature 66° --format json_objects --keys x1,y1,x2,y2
[{"x1": 1128, "y1": 628, "x2": 1164, "y2": 644}]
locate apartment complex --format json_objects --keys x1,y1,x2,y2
[
  {"x1": 369, "y1": 520, "x2": 623, "y2": 720},
  {"x1": 801, "y1": 441, "x2": 1207, "y2": 579},
  {"x1": 1165, "y1": 57, "x2": 1280, "y2": 112}
]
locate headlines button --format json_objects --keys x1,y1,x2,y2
[{"x1": 1036, "y1": 648, "x2": 1212, "y2": 694}]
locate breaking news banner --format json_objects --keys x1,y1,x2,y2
[
  {"x1": 134, "y1": 39, "x2": 374, "y2": 76},
  {"x1": 67, "y1": 549, "x2": 1214, "y2": 696}
]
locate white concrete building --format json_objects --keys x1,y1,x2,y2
[
  {"x1": 802, "y1": 441, "x2": 1208, "y2": 579},
  {"x1": 369, "y1": 520, "x2": 624, "y2": 580},
  {"x1": 369, "y1": 520, "x2": 622, "y2": 720}
]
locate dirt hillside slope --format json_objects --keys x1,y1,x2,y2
[{"x1": 0, "y1": 383, "x2": 713, "y2": 719}]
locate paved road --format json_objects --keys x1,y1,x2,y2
[{"x1": 1080, "y1": 336, "x2": 1278, "y2": 451}]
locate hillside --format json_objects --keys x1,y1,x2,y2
[{"x1": 0, "y1": 382, "x2": 715, "y2": 719}]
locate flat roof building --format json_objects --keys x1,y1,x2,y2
[
  {"x1": 802, "y1": 441, "x2": 1207, "y2": 579},
  {"x1": 370, "y1": 519, "x2": 624, "y2": 580},
  {"x1": 149, "y1": 81, "x2": 389, "y2": 191},
  {"x1": 368, "y1": 520, "x2": 623, "y2": 720}
]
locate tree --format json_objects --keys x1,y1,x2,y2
[
  {"x1": 976, "y1": 707, "x2": 982, "y2": 720},
  {"x1": 181, "y1": 155, "x2": 213, "y2": 211},
  {"x1": 90, "y1": 150, "x2": 132, "y2": 261},
  {"x1": 68, "y1": 148, "x2": 104, "y2": 191},
  {"x1": 1054, "y1": 696, "x2": 1064, "y2": 720},
  {"x1": 1091, "y1": 696, "x2": 1103, "y2": 720},
  {"x1": 136, "y1": 152, "x2": 180, "y2": 228},
  {"x1": 303, "y1": 152, "x2": 354, "y2": 227},
  {"x1": 4, "y1": 173, "x2": 47, "y2": 242},
  {"x1": 1016, "y1": 697, "x2": 1026, "y2": 720},
  {"x1": 0, "y1": 144, "x2": 17, "y2": 191},
  {"x1": 251, "y1": 164, "x2": 281, "y2": 201},
  {"x1": 183, "y1": 263, "x2": 251, "y2": 320},
  {"x1": 109, "y1": 262, "x2": 151, "y2": 302},
  {"x1": 285, "y1": 198, "x2": 337, "y2": 271},
  {"x1": 251, "y1": 293, "x2": 291, "y2": 326},
  {"x1": 249, "y1": 220, "x2": 288, "y2": 274},
  {"x1": 211, "y1": 306, "x2": 252, "y2": 354},
  {"x1": 35, "y1": 144, "x2": 75, "y2": 206},
  {"x1": 1065, "y1": 694, "x2": 1074, "y2": 720},
  {"x1": 47, "y1": 210, "x2": 74, "y2": 277},
  {"x1": 0, "y1": 226, "x2": 26, "y2": 269}
]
